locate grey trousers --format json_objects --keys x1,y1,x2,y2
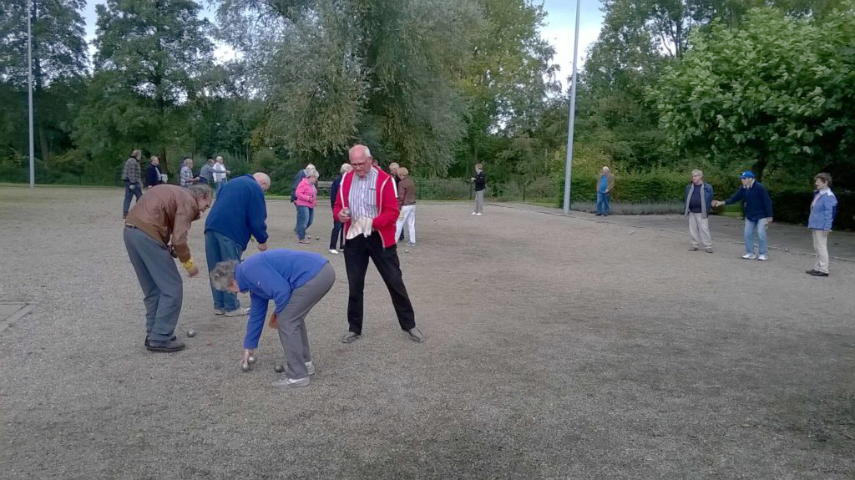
[
  {"x1": 123, "y1": 226, "x2": 183, "y2": 342},
  {"x1": 688, "y1": 212, "x2": 712, "y2": 248},
  {"x1": 474, "y1": 190, "x2": 485, "y2": 213},
  {"x1": 278, "y1": 262, "x2": 335, "y2": 379}
]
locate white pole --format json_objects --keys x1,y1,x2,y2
[
  {"x1": 27, "y1": 0, "x2": 35, "y2": 188},
  {"x1": 563, "y1": 0, "x2": 581, "y2": 214}
]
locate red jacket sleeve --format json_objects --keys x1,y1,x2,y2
[{"x1": 373, "y1": 176, "x2": 400, "y2": 229}]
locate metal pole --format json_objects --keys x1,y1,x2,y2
[
  {"x1": 563, "y1": 0, "x2": 581, "y2": 214},
  {"x1": 27, "y1": 0, "x2": 35, "y2": 188}
]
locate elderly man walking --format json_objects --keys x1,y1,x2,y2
[
  {"x1": 684, "y1": 169, "x2": 714, "y2": 253},
  {"x1": 124, "y1": 184, "x2": 213, "y2": 352},
  {"x1": 334, "y1": 145, "x2": 424, "y2": 343},
  {"x1": 596, "y1": 166, "x2": 614, "y2": 216},
  {"x1": 204, "y1": 173, "x2": 271, "y2": 316},
  {"x1": 122, "y1": 150, "x2": 143, "y2": 219}
]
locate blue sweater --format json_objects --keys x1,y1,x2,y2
[
  {"x1": 235, "y1": 250, "x2": 328, "y2": 349},
  {"x1": 204, "y1": 175, "x2": 269, "y2": 250},
  {"x1": 808, "y1": 190, "x2": 837, "y2": 231},
  {"x1": 724, "y1": 181, "x2": 774, "y2": 221}
]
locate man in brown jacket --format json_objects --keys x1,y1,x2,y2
[
  {"x1": 395, "y1": 167, "x2": 417, "y2": 246},
  {"x1": 124, "y1": 184, "x2": 213, "y2": 352}
]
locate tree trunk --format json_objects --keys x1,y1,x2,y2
[{"x1": 752, "y1": 158, "x2": 767, "y2": 181}]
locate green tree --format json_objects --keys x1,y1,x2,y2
[
  {"x1": 653, "y1": 6, "x2": 855, "y2": 180},
  {"x1": 0, "y1": 0, "x2": 88, "y2": 165},
  {"x1": 77, "y1": 0, "x2": 214, "y2": 174}
]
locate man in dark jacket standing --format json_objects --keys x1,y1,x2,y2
[
  {"x1": 471, "y1": 163, "x2": 486, "y2": 215},
  {"x1": 122, "y1": 149, "x2": 143, "y2": 219},
  {"x1": 145, "y1": 156, "x2": 163, "y2": 189},
  {"x1": 714, "y1": 170, "x2": 774, "y2": 260},
  {"x1": 204, "y1": 173, "x2": 271, "y2": 316},
  {"x1": 684, "y1": 169, "x2": 714, "y2": 253}
]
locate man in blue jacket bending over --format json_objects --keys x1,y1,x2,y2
[
  {"x1": 210, "y1": 250, "x2": 335, "y2": 388},
  {"x1": 713, "y1": 170, "x2": 774, "y2": 261},
  {"x1": 204, "y1": 173, "x2": 271, "y2": 316}
]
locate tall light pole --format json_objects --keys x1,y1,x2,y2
[
  {"x1": 27, "y1": 0, "x2": 35, "y2": 188},
  {"x1": 562, "y1": 0, "x2": 581, "y2": 214}
]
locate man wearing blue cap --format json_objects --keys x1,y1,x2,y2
[{"x1": 713, "y1": 171, "x2": 774, "y2": 260}]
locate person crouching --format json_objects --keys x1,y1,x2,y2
[{"x1": 210, "y1": 250, "x2": 335, "y2": 388}]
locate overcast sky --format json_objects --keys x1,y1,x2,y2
[{"x1": 82, "y1": 0, "x2": 604, "y2": 87}]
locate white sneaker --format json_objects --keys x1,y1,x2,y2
[
  {"x1": 742, "y1": 253, "x2": 756, "y2": 260},
  {"x1": 476, "y1": 213, "x2": 482, "y2": 216},
  {"x1": 213, "y1": 308, "x2": 225, "y2": 315},
  {"x1": 757, "y1": 254, "x2": 768, "y2": 261},
  {"x1": 224, "y1": 307, "x2": 250, "y2": 317},
  {"x1": 306, "y1": 361, "x2": 316, "y2": 376},
  {"x1": 271, "y1": 377, "x2": 310, "y2": 388},
  {"x1": 471, "y1": 212, "x2": 477, "y2": 215},
  {"x1": 329, "y1": 249, "x2": 339, "y2": 255}
]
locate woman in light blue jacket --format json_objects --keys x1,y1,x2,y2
[{"x1": 806, "y1": 173, "x2": 838, "y2": 277}]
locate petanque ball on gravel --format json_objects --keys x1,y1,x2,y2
[
  {"x1": 274, "y1": 364, "x2": 285, "y2": 373},
  {"x1": 316, "y1": 237, "x2": 320, "y2": 241},
  {"x1": 240, "y1": 362, "x2": 251, "y2": 372},
  {"x1": 186, "y1": 330, "x2": 196, "y2": 338},
  {"x1": 248, "y1": 355, "x2": 257, "y2": 365},
  {"x1": 404, "y1": 249, "x2": 409, "y2": 254}
]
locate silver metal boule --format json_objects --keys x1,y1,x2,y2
[
  {"x1": 274, "y1": 364, "x2": 285, "y2": 373},
  {"x1": 240, "y1": 362, "x2": 251, "y2": 372},
  {"x1": 248, "y1": 355, "x2": 257, "y2": 364},
  {"x1": 187, "y1": 330, "x2": 196, "y2": 338}
]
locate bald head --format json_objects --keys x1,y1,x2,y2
[
  {"x1": 349, "y1": 144, "x2": 373, "y2": 178},
  {"x1": 253, "y1": 172, "x2": 271, "y2": 192}
]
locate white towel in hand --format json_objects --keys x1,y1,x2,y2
[{"x1": 346, "y1": 216, "x2": 374, "y2": 240}]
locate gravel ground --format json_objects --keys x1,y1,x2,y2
[{"x1": 0, "y1": 186, "x2": 853, "y2": 479}]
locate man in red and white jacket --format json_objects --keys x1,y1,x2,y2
[{"x1": 333, "y1": 145, "x2": 424, "y2": 344}]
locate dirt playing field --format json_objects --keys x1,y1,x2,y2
[{"x1": 0, "y1": 185, "x2": 852, "y2": 479}]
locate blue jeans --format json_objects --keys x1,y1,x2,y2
[
  {"x1": 744, "y1": 218, "x2": 768, "y2": 255},
  {"x1": 205, "y1": 231, "x2": 242, "y2": 312},
  {"x1": 215, "y1": 181, "x2": 225, "y2": 197},
  {"x1": 596, "y1": 192, "x2": 610, "y2": 215},
  {"x1": 123, "y1": 180, "x2": 142, "y2": 216},
  {"x1": 296, "y1": 206, "x2": 314, "y2": 240}
]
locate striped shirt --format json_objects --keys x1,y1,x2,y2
[{"x1": 348, "y1": 167, "x2": 378, "y2": 219}]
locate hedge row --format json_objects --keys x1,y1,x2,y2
[{"x1": 769, "y1": 190, "x2": 855, "y2": 231}]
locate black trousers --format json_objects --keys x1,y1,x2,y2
[{"x1": 344, "y1": 232, "x2": 416, "y2": 334}]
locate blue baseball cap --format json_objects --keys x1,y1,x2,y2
[{"x1": 740, "y1": 171, "x2": 755, "y2": 179}]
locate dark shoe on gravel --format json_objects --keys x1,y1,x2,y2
[
  {"x1": 406, "y1": 327, "x2": 425, "y2": 343},
  {"x1": 810, "y1": 271, "x2": 829, "y2": 277},
  {"x1": 341, "y1": 332, "x2": 361, "y2": 343},
  {"x1": 805, "y1": 269, "x2": 818, "y2": 275},
  {"x1": 144, "y1": 335, "x2": 176, "y2": 347},
  {"x1": 146, "y1": 339, "x2": 186, "y2": 352}
]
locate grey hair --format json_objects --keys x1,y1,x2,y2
[
  {"x1": 210, "y1": 260, "x2": 239, "y2": 291},
  {"x1": 187, "y1": 184, "x2": 212, "y2": 199},
  {"x1": 307, "y1": 169, "x2": 320, "y2": 178},
  {"x1": 340, "y1": 163, "x2": 353, "y2": 174},
  {"x1": 363, "y1": 146, "x2": 371, "y2": 158},
  {"x1": 815, "y1": 172, "x2": 832, "y2": 186},
  {"x1": 692, "y1": 169, "x2": 703, "y2": 177}
]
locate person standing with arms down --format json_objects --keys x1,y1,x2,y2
[
  {"x1": 395, "y1": 167, "x2": 417, "y2": 246},
  {"x1": 328, "y1": 163, "x2": 352, "y2": 255},
  {"x1": 123, "y1": 184, "x2": 213, "y2": 352},
  {"x1": 204, "y1": 173, "x2": 271, "y2": 316},
  {"x1": 145, "y1": 156, "x2": 163, "y2": 189},
  {"x1": 596, "y1": 166, "x2": 614, "y2": 216},
  {"x1": 806, "y1": 173, "x2": 837, "y2": 277},
  {"x1": 212, "y1": 156, "x2": 230, "y2": 196},
  {"x1": 122, "y1": 150, "x2": 143, "y2": 219},
  {"x1": 294, "y1": 169, "x2": 319, "y2": 244},
  {"x1": 471, "y1": 164, "x2": 486, "y2": 216},
  {"x1": 334, "y1": 145, "x2": 424, "y2": 344},
  {"x1": 684, "y1": 169, "x2": 714, "y2": 253}
]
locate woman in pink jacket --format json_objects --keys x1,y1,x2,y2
[{"x1": 294, "y1": 170, "x2": 319, "y2": 244}]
